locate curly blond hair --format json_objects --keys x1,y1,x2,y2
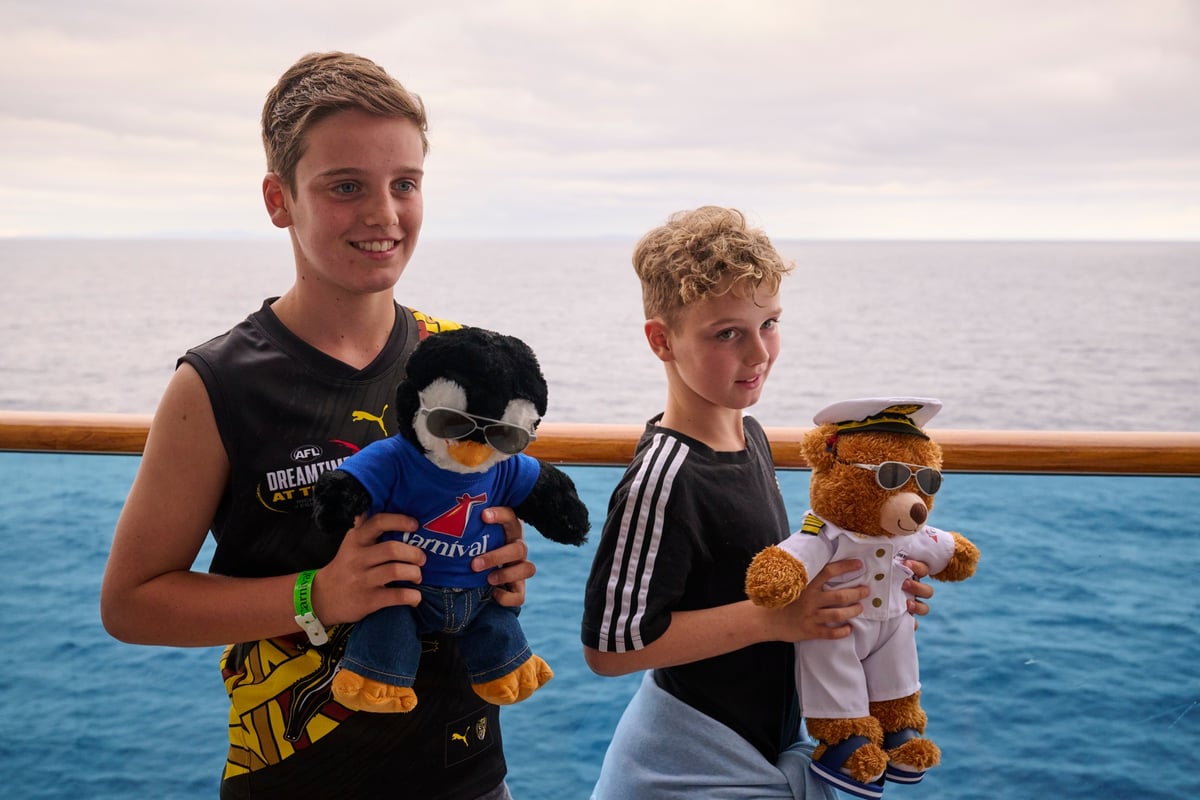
[
  {"x1": 262, "y1": 51, "x2": 429, "y2": 195},
  {"x1": 633, "y1": 206, "x2": 793, "y2": 322}
]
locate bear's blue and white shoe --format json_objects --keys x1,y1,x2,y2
[
  {"x1": 883, "y1": 727, "x2": 929, "y2": 784},
  {"x1": 809, "y1": 735, "x2": 887, "y2": 799}
]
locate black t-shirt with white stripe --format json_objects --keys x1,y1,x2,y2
[{"x1": 582, "y1": 415, "x2": 798, "y2": 761}]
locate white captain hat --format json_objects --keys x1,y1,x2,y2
[{"x1": 813, "y1": 397, "x2": 942, "y2": 439}]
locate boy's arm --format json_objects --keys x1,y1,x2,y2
[
  {"x1": 584, "y1": 559, "x2": 869, "y2": 677},
  {"x1": 100, "y1": 364, "x2": 429, "y2": 646}
]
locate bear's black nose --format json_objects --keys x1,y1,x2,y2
[{"x1": 910, "y1": 502, "x2": 927, "y2": 526}]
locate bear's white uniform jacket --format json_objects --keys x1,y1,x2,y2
[{"x1": 778, "y1": 511, "x2": 957, "y2": 718}]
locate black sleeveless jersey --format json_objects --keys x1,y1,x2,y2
[{"x1": 181, "y1": 299, "x2": 507, "y2": 800}]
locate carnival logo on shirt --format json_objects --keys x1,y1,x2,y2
[
  {"x1": 396, "y1": 489, "x2": 494, "y2": 559},
  {"x1": 423, "y1": 492, "x2": 487, "y2": 538}
]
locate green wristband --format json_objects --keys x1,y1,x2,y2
[{"x1": 293, "y1": 569, "x2": 328, "y2": 646}]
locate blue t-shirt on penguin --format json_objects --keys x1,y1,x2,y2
[{"x1": 337, "y1": 435, "x2": 541, "y2": 588}]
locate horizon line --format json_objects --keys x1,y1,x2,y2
[{"x1": 2, "y1": 233, "x2": 1198, "y2": 245}]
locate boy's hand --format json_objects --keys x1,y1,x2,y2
[
  {"x1": 904, "y1": 559, "x2": 934, "y2": 620},
  {"x1": 473, "y1": 506, "x2": 535, "y2": 607},
  {"x1": 777, "y1": 559, "x2": 867, "y2": 641},
  {"x1": 314, "y1": 511, "x2": 426, "y2": 626}
]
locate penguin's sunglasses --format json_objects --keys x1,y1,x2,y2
[
  {"x1": 837, "y1": 458, "x2": 943, "y2": 495},
  {"x1": 419, "y1": 407, "x2": 537, "y2": 455}
]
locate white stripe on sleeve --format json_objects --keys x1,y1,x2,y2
[{"x1": 596, "y1": 433, "x2": 689, "y2": 652}]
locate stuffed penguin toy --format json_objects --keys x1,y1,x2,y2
[{"x1": 313, "y1": 327, "x2": 590, "y2": 713}]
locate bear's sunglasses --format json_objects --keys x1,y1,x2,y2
[
  {"x1": 837, "y1": 458, "x2": 943, "y2": 495},
  {"x1": 419, "y1": 407, "x2": 537, "y2": 455}
]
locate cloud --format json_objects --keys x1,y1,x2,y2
[{"x1": 1, "y1": 0, "x2": 1197, "y2": 238}]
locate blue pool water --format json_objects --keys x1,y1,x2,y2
[{"x1": 0, "y1": 452, "x2": 1197, "y2": 799}]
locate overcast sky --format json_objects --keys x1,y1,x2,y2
[{"x1": 2, "y1": 0, "x2": 1198, "y2": 240}]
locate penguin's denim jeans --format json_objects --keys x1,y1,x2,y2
[{"x1": 340, "y1": 583, "x2": 532, "y2": 687}]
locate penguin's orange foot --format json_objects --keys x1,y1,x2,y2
[
  {"x1": 472, "y1": 655, "x2": 553, "y2": 705},
  {"x1": 332, "y1": 669, "x2": 418, "y2": 713}
]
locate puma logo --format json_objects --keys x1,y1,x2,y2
[
  {"x1": 451, "y1": 728, "x2": 470, "y2": 747},
  {"x1": 352, "y1": 405, "x2": 389, "y2": 436}
]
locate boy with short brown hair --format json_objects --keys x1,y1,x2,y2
[{"x1": 102, "y1": 51, "x2": 531, "y2": 800}]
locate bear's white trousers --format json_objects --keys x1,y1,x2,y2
[{"x1": 798, "y1": 612, "x2": 920, "y2": 719}]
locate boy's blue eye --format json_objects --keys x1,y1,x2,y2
[
  {"x1": 716, "y1": 329, "x2": 737, "y2": 341},
  {"x1": 333, "y1": 182, "x2": 358, "y2": 195},
  {"x1": 395, "y1": 179, "x2": 417, "y2": 192}
]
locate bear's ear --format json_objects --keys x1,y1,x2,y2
[{"x1": 801, "y1": 424, "x2": 839, "y2": 471}]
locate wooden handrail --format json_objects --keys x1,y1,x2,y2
[
  {"x1": 0, "y1": 410, "x2": 1198, "y2": 476},
  {"x1": 0, "y1": 411, "x2": 154, "y2": 455}
]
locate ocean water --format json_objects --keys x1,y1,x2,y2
[
  {"x1": 1, "y1": 239, "x2": 1198, "y2": 798},
  {"x1": 1, "y1": 454, "x2": 1197, "y2": 799},
  {"x1": 1, "y1": 238, "x2": 1198, "y2": 430}
]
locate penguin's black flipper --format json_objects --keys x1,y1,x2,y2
[
  {"x1": 313, "y1": 469, "x2": 374, "y2": 538},
  {"x1": 514, "y1": 462, "x2": 590, "y2": 546}
]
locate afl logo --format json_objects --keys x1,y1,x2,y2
[{"x1": 291, "y1": 444, "x2": 324, "y2": 462}]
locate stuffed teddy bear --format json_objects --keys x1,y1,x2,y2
[
  {"x1": 312, "y1": 327, "x2": 590, "y2": 714},
  {"x1": 744, "y1": 397, "x2": 978, "y2": 799}
]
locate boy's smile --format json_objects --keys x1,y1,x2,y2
[
  {"x1": 265, "y1": 109, "x2": 426, "y2": 298},
  {"x1": 736, "y1": 373, "x2": 764, "y2": 391},
  {"x1": 352, "y1": 239, "x2": 402, "y2": 254}
]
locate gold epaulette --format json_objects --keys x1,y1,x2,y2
[{"x1": 800, "y1": 513, "x2": 825, "y2": 536}]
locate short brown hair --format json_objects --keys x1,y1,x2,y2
[
  {"x1": 262, "y1": 51, "x2": 429, "y2": 193},
  {"x1": 633, "y1": 206, "x2": 793, "y2": 322}
]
